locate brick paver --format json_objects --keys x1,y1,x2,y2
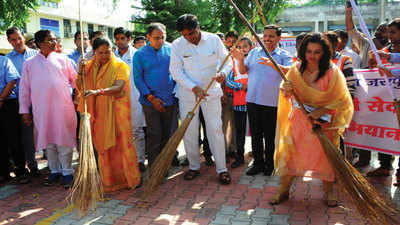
[{"x1": 0, "y1": 142, "x2": 399, "y2": 225}]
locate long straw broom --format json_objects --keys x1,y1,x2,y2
[
  {"x1": 141, "y1": 0, "x2": 266, "y2": 201},
  {"x1": 68, "y1": 0, "x2": 104, "y2": 215},
  {"x1": 227, "y1": 0, "x2": 400, "y2": 224}
]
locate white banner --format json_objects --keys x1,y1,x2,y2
[
  {"x1": 279, "y1": 36, "x2": 296, "y2": 56},
  {"x1": 344, "y1": 68, "x2": 400, "y2": 155}
]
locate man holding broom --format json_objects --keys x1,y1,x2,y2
[{"x1": 170, "y1": 14, "x2": 232, "y2": 185}]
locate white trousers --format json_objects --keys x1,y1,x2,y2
[
  {"x1": 132, "y1": 127, "x2": 146, "y2": 163},
  {"x1": 46, "y1": 144, "x2": 74, "y2": 176},
  {"x1": 179, "y1": 97, "x2": 227, "y2": 173}
]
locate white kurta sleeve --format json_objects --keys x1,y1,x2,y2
[{"x1": 170, "y1": 42, "x2": 197, "y2": 90}]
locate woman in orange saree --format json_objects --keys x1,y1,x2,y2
[
  {"x1": 260, "y1": 33, "x2": 353, "y2": 207},
  {"x1": 76, "y1": 37, "x2": 140, "y2": 192}
]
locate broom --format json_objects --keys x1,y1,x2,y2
[
  {"x1": 141, "y1": 0, "x2": 266, "y2": 201},
  {"x1": 68, "y1": 0, "x2": 104, "y2": 215},
  {"x1": 227, "y1": 0, "x2": 400, "y2": 224}
]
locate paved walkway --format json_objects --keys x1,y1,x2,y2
[{"x1": 0, "y1": 146, "x2": 399, "y2": 225}]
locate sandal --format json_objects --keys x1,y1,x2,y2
[
  {"x1": 218, "y1": 172, "x2": 231, "y2": 185},
  {"x1": 183, "y1": 170, "x2": 200, "y2": 180},
  {"x1": 366, "y1": 167, "x2": 390, "y2": 177},
  {"x1": 325, "y1": 199, "x2": 338, "y2": 207},
  {"x1": 269, "y1": 192, "x2": 289, "y2": 205}
]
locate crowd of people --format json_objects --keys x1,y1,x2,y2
[{"x1": 1, "y1": 3, "x2": 400, "y2": 208}]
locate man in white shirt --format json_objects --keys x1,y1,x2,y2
[
  {"x1": 335, "y1": 30, "x2": 361, "y2": 69},
  {"x1": 170, "y1": 14, "x2": 232, "y2": 184},
  {"x1": 114, "y1": 27, "x2": 146, "y2": 172}
]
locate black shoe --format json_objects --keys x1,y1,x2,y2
[
  {"x1": 204, "y1": 156, "x2": 214, "y2": 166},
  {"x1": 231, "y1": 160, "x2": 244, "y2": 169},
  {"x1": 43, "y1": 173, "x2": 61, "y2": 186},
  {"x1": 180, "y1": 158, "x2": 189, "y2": 167},
  {"x1": 246, "y1": 166, "x2": 264, "y2": 176},
  {"x1": 30, "y1": 168, "x2": 41, "y2": 177},
  {"x1": 16, "y1": 174, "x2": 31, "y2": 184},
  {"x1": 62, "y1": 175, "x2": 73, "y2": 189},
  {"x1": 0, "y1": 175, "x2": 12, "y2": 184},
  {"x1": 264, "y1": 168, "x2": 274, "y2": 176},
  {"x1": 139, "y1": 162, "x2": 146, "y2": 172},
  {"x1": 353, "y1": 161, "x2": 369, "y2": 168}
]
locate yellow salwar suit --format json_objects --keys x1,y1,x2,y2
[
  {"x1": 274, "y1": 63, "x2": 353, "y2": 182},
  {"x1": 76, "y1": 54, "x2": 140, "y2": 192}
]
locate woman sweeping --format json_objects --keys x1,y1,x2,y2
[
  {"x1": 76, "y1": 37, "x2": 141, "y2": 192},
  {"x1": 259, "y1": 33, "x2": 353, "y2": 207}
]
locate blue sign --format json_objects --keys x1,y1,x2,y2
[{"x1": 40, "y1": 18, "x2": 60, "y2": 37}]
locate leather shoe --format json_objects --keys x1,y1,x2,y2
[
  {"x1": 246, "y1": 166, "x2": 264, "y2": 176},
  {"x1": 264, "y1": 168, "x2": 274, "y2": 176},
  {"x1": 231, "y1": 160, "x2": 244, "y2": 169}
]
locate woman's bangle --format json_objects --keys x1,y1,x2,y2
[
  {"x1": 147, "y1": 94, "x2": 155, "y2": 102},
  {"x1": 98, "y1": 89, "x2": 105, "y2": 95}
]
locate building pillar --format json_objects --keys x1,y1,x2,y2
[
  {"x1": 315, "y1": 20, "x2": 319, "y2": 32},
  {"x1": 323, "y1": 19, "x2": 328, "y2": 32},
  {"x1": 380, "y1": 0, "x2": 386, "y2": 23}
]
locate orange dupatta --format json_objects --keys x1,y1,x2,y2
[
  {"x1": 274, "y1": 62, "x2": 354, "y2": 175},
  {"x1": 76, "y1": 54, "x2": 130, "y2": 153}
]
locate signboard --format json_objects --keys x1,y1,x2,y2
[
  {"x1": 40, "y1": 18, "x2": 60, "y2": 37},
  {"x1": 344, "y1": 68, "x2": 400, "y2": 156}
]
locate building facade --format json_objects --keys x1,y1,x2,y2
[
  {"x1": 0, "y1": 0, "x2": 135, "y2": 54},
  {"x1": 276, "y1": 1, "x2": 399, "y2": 35}
]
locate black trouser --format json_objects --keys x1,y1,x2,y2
[
  {"x1": 234, "y1": 110, "x2": 247, "y2": 162},
  {"x1": 0, "y1": 99, "x2": 27, "y2": 177},
  {"x1": 143, "y1": 103, "x2": 178, "y2": 168},
  {"x1": 378, "y1": 153, "x2": 395, "y2": 169},
  {"x1": 247, "y1": 103, "x2": 277, "y2": 170},
  {"x1": 199, "y1": 108, "x2": 212, "y2": 158}
]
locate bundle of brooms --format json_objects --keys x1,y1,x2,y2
[
  {"x1": 140, "y1": 1, "x2": 266, "y2": 202},
  {"x1": 68, "y1": 0, "x2": 104, "y2": 215},
  {"x1": 227, "y1": 0, "x2": 400, "y2": 224}
]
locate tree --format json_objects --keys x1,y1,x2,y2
[{"x1": 132, "y1": 0, "x2": 288, "y2": 41}]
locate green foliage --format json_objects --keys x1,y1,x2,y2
[
  {"x1": 0, "y1": 0, "x2": 42, "y2": 32},
  {"x1": 132, "y1": 0, "x2": 287, "y2": 42}
]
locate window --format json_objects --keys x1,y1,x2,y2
[
  {"x1": 107, "y1": 27, "x2": 113, "y2": 40},
  {"x1": 40, "y1": 0, "x2": 59, "y2": 8},
  {"x1": 63, "y1": 19, "x2": 72, "y2": 38},
  {"x1": 98, "y1": 25, "x2": 106, "y2": 32},
  {"x1": 88, "y1": 23, "x2": 94, "y2": 36},
  {"x1": 76, "y1": 21, "x2": 81, "y2": 33}
]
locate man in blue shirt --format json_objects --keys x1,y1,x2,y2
[
  {"x1": 133, "y1": 23, "x2": 178, "y2": 169},
  {"x1": 0, "y1": 55, "x2": 29, "y2": 184},
  {"x1": 67, "y1": 31, "x2": 89, "y2": 67},
  {"x1": 6, "y1": 27, "x2": 39, "y2": 181},
  {"x1": 232, "y1": 25, "x2": 292, "y2": 176}
]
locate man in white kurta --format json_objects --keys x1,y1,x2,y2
[
  {"x1": 114, "y1": 27, "x2": 146, "y2": 171},
  {"x1": 170, "y1": 14, "x2": 232, "y2": 184},
  {"x1": 19, "y1": 30, "x2": 77, "y2": 187}
]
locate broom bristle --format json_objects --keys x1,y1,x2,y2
[
  {"x1": 316, "y1": 129, "x2": 400, "y2": 225},
  {"x1": 69, "y1": 113, "x2": 103, "y2": 216},
  {"x1": 142, "y1": 112, "x2": 195, "y2": 200}
]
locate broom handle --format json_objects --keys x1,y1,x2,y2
[
  {"x1": 227, "y1": 0, "x2": 310, "y2": 117},
  {"x1": 78, "y1": 0, "x2": 88, "y2": 114},
  {"x1": 190, "y1": 0, "x2": 266, "y2": 114},
  {"x1": 255, "y1": 0, "x2": 267, "y2": 26}
]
